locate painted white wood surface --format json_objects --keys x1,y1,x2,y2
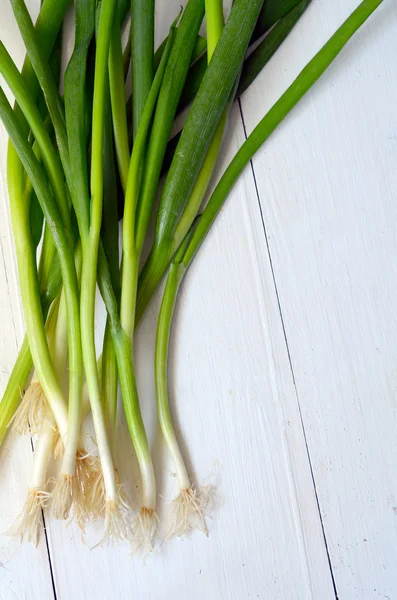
[
  {"x1": 241, "y1": 1, "x2": 397, "y2": 597},
  {"x1": 0, "y1": 1, "x2": 395, "y2": 599}
]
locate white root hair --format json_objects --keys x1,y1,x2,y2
[
  {"x1": 52, "y1": 428, "x2": 64, "y2": 460},
  {"x1": 75, "y1": 452, "x2": 106, "y2": 524},
  {"x1": 84, "y1": 457, "x2": 106, "y2": 520},
  {"x1": 51, "y1": 451, "x2": 106, "y2": 526},
  {"x1": 9, "y1": 381, "x2": 47, "y2": 436},
  {"x1": 6, "y1": 487, "x2": 50, "y2": 546},
  {"x1": 91, "y1": 496, "x2": 131, "y2": 548},
  {"x1": 50, "y1": 474, "x2": 76, "y2": 521},
  {"x1": 130, "y1": 508, "x2": 158, "y2": 556},
  {"x1": 104, "y1": 499, "x2": 131, "y2": 543},
  {"x1": 166, "y1": 485, "x2": 212, "y2": 539}
]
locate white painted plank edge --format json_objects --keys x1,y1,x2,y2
[{"x1": 240, "y1": 0, "x2": 397, "y2": 598}]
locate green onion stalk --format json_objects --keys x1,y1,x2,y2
[
  {"x1": 7, "y1": 0, "x2": 90, "y2": 523},
  {"x1": 0, "y1": 90, "x2": 72, "y2": 442},
  {"x1": 0, "y1": 0, "x2": 69, "y2": 450},
  {"x1": 117, "y1": 16, "x2": 179, "y2": 554},
  {"x1": 0, "y1": 87, "x2": 85, "y2": 520},
  {"x1": 100, "y1": 65, "x2": 122, "y2": 457},
  {"x1": 69, "y1": 0, "x2": 130, "y2": 539},
  {"x1": 155, "y1": 0, "x2": 384, "y2": 539},
  {"x1": 7, "y1": 291, "x2": 62, "y2": 545},
  {"x1": 8, "y1": 295, "x2": 59, "y2": 438},
  {"x1": 117, "y1": 0, "x2": 207, "y2": 552},
  {"x1": 155, "y1": 0, "x2": 226, "y2": 539},
  {"x1": 7, "y1": 402, "x2": 56, "y2": 545}
]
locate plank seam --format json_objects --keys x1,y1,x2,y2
[
  {"x1": 237, "y1": 98, "x2": 339, "y2": 600},
  {"x1": 28, "y1": 436, "x2": 57, "y2": 600}
]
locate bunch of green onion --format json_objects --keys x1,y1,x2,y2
[{"x1": 0, "y1": 0, "x2": 383, "y2": 551}]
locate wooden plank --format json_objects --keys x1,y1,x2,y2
[{"x1": 240, "y1": 0, "x2": 397, "y2": 597}]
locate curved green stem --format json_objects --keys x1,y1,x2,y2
[
  {"x1": 0, "y1": 0, "x2": 69, "y2": 446},
  {"x1": 10, "y1": 0, "x2": 70, "y2": 183},
  {"x1": 121, "y1": 26, "x2": 176, "y2": 336},
  {"x1": 0, "y1": 88, "x2": 80, "y2": 440},
  {"x1": 81, "y1": 0, "x2": 118, "y2": 503},
  {"x1": 131, "y1": 0, "x2": 155, "y2": 137},
  {"x1": 109, "y1": 5, "x2": 130, "y2": 191},
  {"x1": 0, "y1": 42, "x2": 70, "y2": 230},
  {"x1": 154, "y1": 241, "x2": 191, "y2": 490}
]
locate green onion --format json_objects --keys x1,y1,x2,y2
[
  {"x1": 154, "y1": 0, "x2": 226, "y2": 537},
  {"x1": 0, "y1": 90, "x2": 71, "y2": 440},
  {"x1": 0, "y1": 0, "x2": 68, "y2": 445},
  {"x1": 118, "y1": 22, "x2": 176, "y2": 552},
  {"x1": 9, "y1": 0, "x2": 90, "y2": 521},
  {"x1": 81, "y1": 0, "x2": 129, "y2": 538},
  {"x1": 101, "y1": 71, "x2": 121, "y2": 451},
  {"x1": 154, "y1": 0, "x2": 384, "y2": 543}
]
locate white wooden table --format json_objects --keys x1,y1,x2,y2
[{"x1": 1, "y1": 1, "x2": 396, "y2": 598}]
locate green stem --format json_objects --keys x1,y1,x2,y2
[
  {"x1": 121, "y1": 27, "x2": 176, "y2": 336},
  {"x1": 0, "y1": 89, "x2": 81, "y2": 440},
  {"x1": 101, "y1": 322, "x2": 118, "y2": 449},
  {"x1": 0, "y1": 337, "x2": 31, "y2": 446},
  {"x1": 171, "y1": 0, "x2": 226, "y2": 252},
  {"x1": 0, "y1": 42, "x2": 70, "y2": 230},
  {"x1": 81, "y1": 0, "x2": 117, "y2": 503},
  {"x1": 154, "y1": 238, "x2": 192, "y2": 491},
  {"x1": 0, "y1": 0, "x2": 69, "y2": 445},
  {"x1": 2, "y1": 102, "x2": 67, "y2": 435},
  {"x1": 10, "y1": 0, "x2": 71, "y2": 183},
  {"x1": 109, "y1": 4, "x2": 130, "y2": 191},
  {"x1": 64, "y1": 0, "x2": 95, "y2": 239},
  {"x1": 239, "y1": 0, "x2": 312, "y2": 96},
  {"x1": 134, "y1": 0, "x2": 205, "y2": 252},
  {"x1": 205, "y1": 0, "x2": 223, "y2": 57},
  {"x1": 131, "y1": 0, "x2": 155, "y2": 136}
]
